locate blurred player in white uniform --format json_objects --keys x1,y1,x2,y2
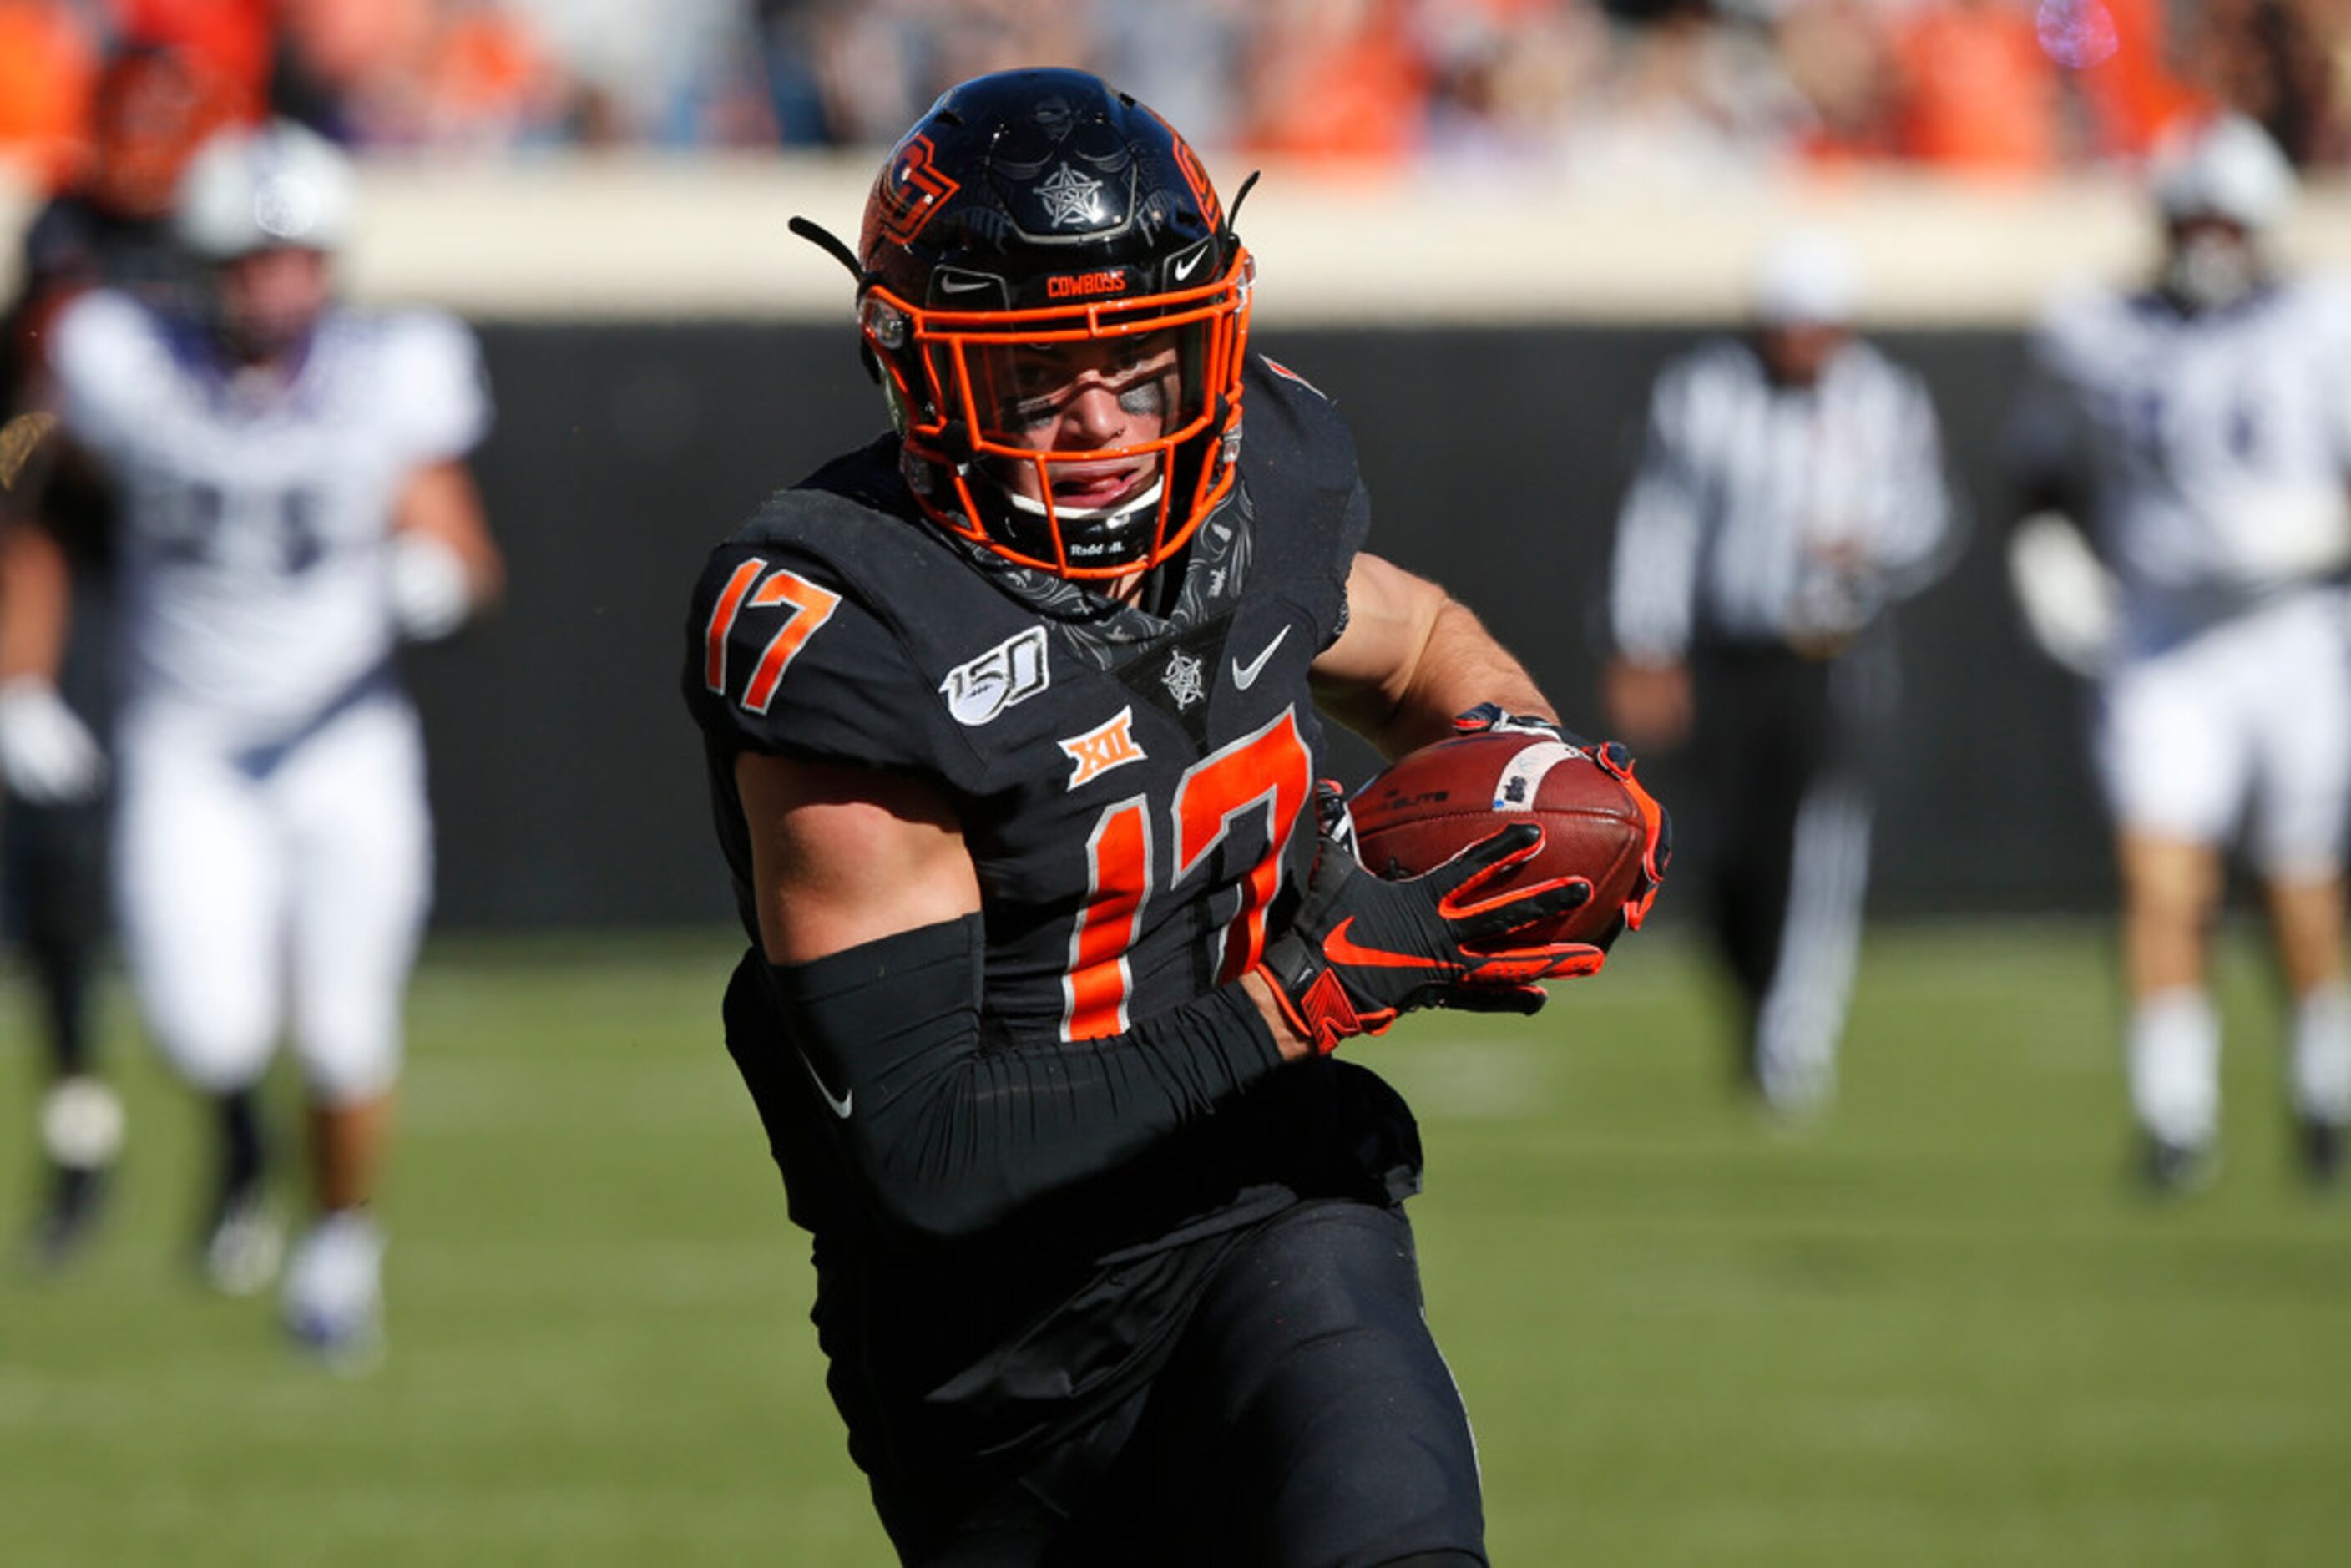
[
  {"x1": 2008, "y1": 115, "x2": 2351, "y2": 1191},
  {"x1": 0, "y1": 120, "x2": 504, "y2": 1355}
]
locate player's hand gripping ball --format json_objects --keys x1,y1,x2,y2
[{"x1": 1351, "y1": 722, "x2": 1671, "y2": 953}]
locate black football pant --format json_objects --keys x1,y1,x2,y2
[
  {"x1": 1688, "y1": 641, "x2": 1879, "y2": 1100},
  {"x1": 897, "y1": 1199, "x2": 1485, "y2": 1568},
  {"x1": 3, "y1": 794, "x2": 109, "y2": 1080}
]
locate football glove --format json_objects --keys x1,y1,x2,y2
[
  {"x1": 1260, "y1": 780, "x2": 1606, "y2": 1055},
  {"x1": 1454, "y1": 703, "x2": 1673, "y2": 942},
  {"x1": 0, "y1": 680, "x2": 104, "y2": 805},
  {"x1": 388, "y1": 532, "x2": 474, "y2": 643},
  {"x1": 1452, "y1": 701, "x2": 1588, "y2": 746},
  {"x1": 2006, "y1": 511, "x2": 2116, "y2": 677},
  {"x1": 1590, "y1": 735, "x2": 1672, "y2": 939}
]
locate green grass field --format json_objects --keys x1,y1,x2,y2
[{"x1": 3, "y1": 920, "x2": 2347, "y2": 1566}]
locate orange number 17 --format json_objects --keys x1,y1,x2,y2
[{"x1": 704, "y1": 558, "x2": 844, "y2": 714}]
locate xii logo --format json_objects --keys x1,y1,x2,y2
[{"x1": 1059, "y1": 707, "x2": 1147, "y2": 789}]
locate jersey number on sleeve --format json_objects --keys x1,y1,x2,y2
[
  {"x1": 704, "y1": 558, "x2": 843, "y2": 714},
  {"x1": 1064, "y1": 708, "x2": 1312, "y2": 1040}
]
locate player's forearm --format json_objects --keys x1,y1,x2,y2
[
  {"x1": 1315, "y1": 560, "x2": 1555, "y2": 759},
  {"x1": 1362, "y1": 598, "x2": 1555, "y2": 757},
  {"x1": 393, "y1": 460, "x2": 505, "y2": 615},
  {"x1": 766, "y1": 914, "x2": 1294, "y2": 1248},
  {"x1": 0, "y1": 523, "x2": 73, "y2": 684}
]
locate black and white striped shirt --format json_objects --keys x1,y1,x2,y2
[{"x1": 1609, "y1": 336, "x2": 1957, "y2": 662}]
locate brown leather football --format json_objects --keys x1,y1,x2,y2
[{"x1": 1350, "y1": 731, "x2": 1656, "y2": 948}]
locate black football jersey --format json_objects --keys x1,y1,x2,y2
[
  {"x1": 685, "y1": 359, "x2": 1427, "y2": 1481},
  {"x1": 689, "y1": 357, "x2": 1366, "y2": 1048},
  {"x1": 3, "y1": 194, "x2": 170, "y2": 723},
  {"x1": 18, "y1": 195, "x2": 188, "y2": 310}
]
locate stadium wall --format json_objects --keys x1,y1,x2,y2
[{"x1": 434, "y1": 319, "x2": 2074, "y2": 929}]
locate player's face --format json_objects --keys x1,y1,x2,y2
[
  {"x1": 1757, "y1": 320, "x2": 1848, "y2": 387},
  {"x1": 215, "y1": 245, "x2": 331, "y2": 363},
  {"x1": 976, "y1": 332, "x2": 1181, "y2": 511},
  {"x1": 2162, "y1": 215, "x2": 2260, "y2": 310}
]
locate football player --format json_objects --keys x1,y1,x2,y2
[
  {"x1": 685, "y1": 69, "x2": 1665, "y2": 1563},
  {"x1": 0, "y1": 119, "x2": 504, "y2": 1358},
  {"x1": 2007, "y1": 114, "x2": 2351, "y2": 1191},
  {"x1": 0, "y1": 42, "x2": 245, "y2": 1269}
]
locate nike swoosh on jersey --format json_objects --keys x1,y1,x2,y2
[
  {"x1": 798, "y1": 1050, "x2": 854, "y2": 1119},
  {"x1": 1231, "y1": 625, "x2": 1290, "y2": 690},
  {"x1": 1322, "y1": 917, "x2": 1453, "y2": 970}
]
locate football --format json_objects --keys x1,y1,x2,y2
[{"x1": 1350, "y1": 731, "x2": 1658, "y2": 948}]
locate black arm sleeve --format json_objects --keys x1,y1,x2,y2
[{"x1": 766, "y1": 914, "x2": 1289, "y2": 1247}]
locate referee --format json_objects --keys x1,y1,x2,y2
[{"x1": 1604, "y1": 234, "x2": 1959, "y2": 1115}]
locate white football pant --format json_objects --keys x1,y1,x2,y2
[
  {"x1": 2095, "y1": 589, "x2": 2351, "y2": 879},
  {"x1": 114, "y1": 695, "x2": 432, "y2": 1105}
]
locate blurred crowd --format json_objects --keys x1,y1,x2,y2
[{"x1": 1, "y1": 0, "x2": 2347, "y2": 189}]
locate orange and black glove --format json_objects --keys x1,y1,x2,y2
[
  {"x1": 1454, "y1": 702, "x2": 1673, "y2": 944},
  {"x1": 1450, "y1": 701, "x2": 1585, "y2": 746},
  {"x1": 1589, "y1": 735, "x2": 1672, "y2": 940},
  {"x1": 1259, "y1": 781, "x2": 1606, "y2": 1055}
]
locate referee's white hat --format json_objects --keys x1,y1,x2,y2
[{"x1": 1752, "y1": 231, "x2": 1858, "y2": 327}]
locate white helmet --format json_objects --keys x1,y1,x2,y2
[
  {"x1": 174, "y1": 119, "x2": 356, "y2": 260},
  {"x1": 2150, "y1": 113, "x2": 2294, "y2": 232}
]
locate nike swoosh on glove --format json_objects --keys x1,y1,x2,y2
[{"x1": 1259, "y1": 780, "x2": 1606, "y2": 1055}]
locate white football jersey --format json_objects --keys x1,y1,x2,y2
[
  {"x1": 52, "y1": 290, "x2": 489, "y2": 742},
  {"x1": 2015, "y1": 278, "x2": 2351, "y2": 622}
]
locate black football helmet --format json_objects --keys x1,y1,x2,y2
[{"x1": 852, "y1": 68, "x2": 1253, "y2": 579}]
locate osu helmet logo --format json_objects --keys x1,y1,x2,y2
[
  {"x1": 875, "y1": 134, "x2": 960, "y2": 245},
  {"x1": 1155, "y1": 115, "x2": 1222, "y2": 230}
]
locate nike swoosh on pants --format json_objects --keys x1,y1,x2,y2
[{"x1": 798, "y1": 1051, "x2": 854, "y2": 1119}]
